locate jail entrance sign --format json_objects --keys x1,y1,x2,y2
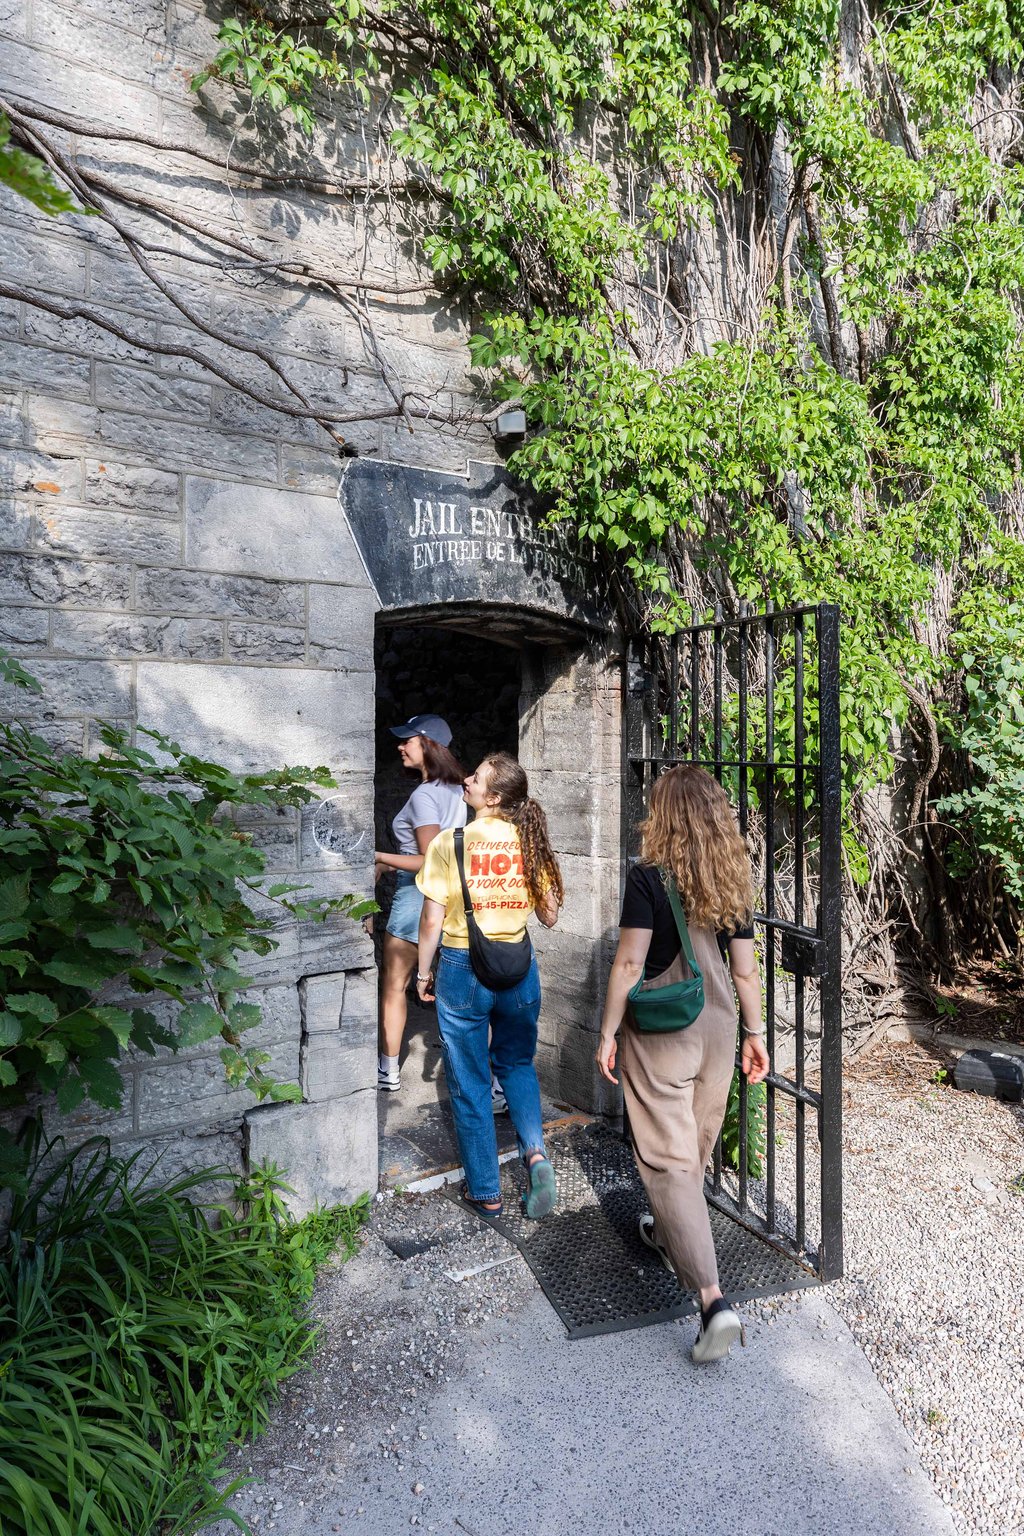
[{"x1": 340, "y1": 457, "x2": 610, "y2": 631}]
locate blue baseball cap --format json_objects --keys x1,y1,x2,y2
[{"x1": 390, "y1": 713, "x2": 453, "y2": 747}]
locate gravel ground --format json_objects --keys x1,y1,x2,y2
[
  {"x1": 211, "y1": 1042, "x2": 1024, "y2": 1536},
  {"x1": 827, "y1": 1042, "x2": 1024, "y2": 1536}
]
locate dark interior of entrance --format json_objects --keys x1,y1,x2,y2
[{"x1": 373, "y1": 620, "x2": 533, "y2": 1185}]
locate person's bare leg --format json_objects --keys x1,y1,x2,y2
[
  {"x1": 380, "y1": 933, "x2": 417, "y2": 1060},
  {"x1": 699, "y1": 1283, "x2": 723, "y2": 1310}
]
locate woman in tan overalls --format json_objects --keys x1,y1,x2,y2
[{"x1": 596, "y1": 765, "x2": 770, "y2": 1363}]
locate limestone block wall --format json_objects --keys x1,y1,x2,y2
[
  {"x1": 0, "y1": 0, "x2": 628, "y2": 1200},
  {"x1": 520, "y1": 639, "x2": 624, "y2": 1116}
]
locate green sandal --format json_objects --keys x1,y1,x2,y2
[{"x1": 523, "y1": 1155, "x2": 556, "y2": 1220}]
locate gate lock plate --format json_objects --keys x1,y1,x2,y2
[{"x1": 780, "y1": 933, "x2": 828, "y2": 978}]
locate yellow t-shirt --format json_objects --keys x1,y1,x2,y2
[{"x1": 416, "y1": 817, "x2": 535, "y2": 947}]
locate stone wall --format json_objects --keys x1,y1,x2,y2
[{"x1": 0, "y1": 0, "x2": 626, "y2": 1204}]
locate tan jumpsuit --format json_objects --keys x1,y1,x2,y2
[{"x1": 618, "y1": 922, "x2": 738, "y2": 1291}]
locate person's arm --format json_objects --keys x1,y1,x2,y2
[
  {"x1": 595, "y1": 927, "x2": 652, "y2": 1086},
  {"x1": 415, "y1": 897, "x2": 445, "y2": 1003},
  {"x1": 374, "y1": 822, "x2": 440, "y2": 880},
  {"x1": 728, "y1": 935, "x2": 770, "y2": 1084}
]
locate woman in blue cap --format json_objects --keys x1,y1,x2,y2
[{"x1": 375, "y1": 714, "x2": 467, "y2": 1092}]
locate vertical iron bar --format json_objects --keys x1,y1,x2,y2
[
  {"x1": 738, "y1": 601, "x2": 749, "y2": 838},
  {"x1": 669, "y1": 635, "x2": 679, "y2": 761},
  {"x1": 764, "y1": 610, "x2": 777, "y2": 1233},
  {"x1": 735, "y1": 600, "x2": 749, "y2": 1214},
  {"x1": 793, "y1": 614, "x2": 806, "y2": 1252},
  {"x1": 689, "y1": 629, "x2": 700, "y2": 760},
  {"x1": 713, "y1": 603, "x2": 723, "y2": 783},
  {"x1": 816, "y1": 604, "x2": 844, "y2": 1280}
]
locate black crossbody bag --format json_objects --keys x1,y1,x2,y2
[{"x1": 453, "y1": 828, "x2": 533, "y2": 991}]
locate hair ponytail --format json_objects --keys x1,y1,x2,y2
[{"x1": 482, "y1": 752, "x2": 564, "y2": 908}]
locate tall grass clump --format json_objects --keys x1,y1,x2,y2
[{"x1": 0, "y1": 1130, "x2": 368, "y2": 1535}]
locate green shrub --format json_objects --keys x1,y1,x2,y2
[
  {"x1": 0, "y1": 1129, "x2": 368, "y2": 1536},
  {"x1": 0, "y1": 653, "x2": 375, "y2": 1185},
  {"x1": 721, "y1": 1072, "x2": 767, "y2": 1180}
]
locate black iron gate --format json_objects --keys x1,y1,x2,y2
[{"x1": 623, "y1": 602, "x2": 843, "y2": 1284}]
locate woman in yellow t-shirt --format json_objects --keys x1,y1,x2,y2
[{"x1": 415, "y1": 752, "x2": 563, "y2": 1220}]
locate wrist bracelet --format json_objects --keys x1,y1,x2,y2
[
  {"x1": 741, "y1": 1027, "x2": 763, "y2": 1037},
  {"x1": 416, "y1": 972, "x2": 432, "y2": 983}
]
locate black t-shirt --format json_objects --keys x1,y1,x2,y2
[{"x1": 620, "y1": 863, "x2": 755, "y2": 978}]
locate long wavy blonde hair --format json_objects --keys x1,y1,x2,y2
[{"x1": 639, "y1": 765, "x2": 753, "y2": 932}]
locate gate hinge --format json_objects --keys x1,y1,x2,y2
[{"x1": 780, "y1": 933, "x2": 828, "y2": 978}]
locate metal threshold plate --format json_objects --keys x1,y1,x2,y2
[{"x1": 447, "y1": 1123, "x2": 818, "y2": 1339}]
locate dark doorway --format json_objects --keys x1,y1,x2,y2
[{"x1": 373, "y1": 620, "x2": 526, "y2": 1185}]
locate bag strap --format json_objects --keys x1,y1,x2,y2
[
  {"x1": 661, "y1": 871, "x2": 702, "y2": 977},
  {"x1": 453, "y1": 829, "x2": 480, "y2": 935}
]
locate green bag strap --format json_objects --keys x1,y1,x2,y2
[{"x1": 661, "y1": 871, "x2": 702, "y2": 978}]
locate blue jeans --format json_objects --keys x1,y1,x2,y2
[{"x1": 434, "y1": 946, "x2": 546, "y2": 1202}]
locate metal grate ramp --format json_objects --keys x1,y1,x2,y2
[{"x1": 447, "y1": 1123, "x2": 818, "y2": 1339}]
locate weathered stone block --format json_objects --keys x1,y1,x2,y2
[
  {"x1": 135, "y1": 568, "x2": 305, "y2": 623},
  {"x1": 87, "y1": 250, "x2": 196, "y2": 320},
  {"x1": 40, "y1": 1070, "x2": 137, "y2": 1143},
  {"x1": 185, "y1": 477, "x2": 362, "y2": 582},
  {"x1": 96, "y1": 411, "x2": 280, "y2": 481},
  {"x1": 281, "y1": 442, "x2": 375, "y2": 494},
  {"x1": 138, "y1": 1039, "x2": 299, "y2": 1133},
  {"x1": 0, "y1": 447, "x2": 81, "y2": 500},
  {"x1": 0, "y1": 552, "x2": 131, "y2": 609},
  {"x1": 51, "y1": 611, "x2": 223, "y2": 660},
  {"x1": 35, "y1": 506, "x2": 183, "y2": 565},
  {"x1": 0, "y1": 391, "x2": 26, "y2": 446},
  {"x1": 0, "y1": 339, "x2": 92, "y2": 399},
  {"x1": 0, "y1": 500, "x2": 32, "y2": 550},
  {"x1": 307, "y1": 582, "x2": 377, "y2": 670},
  {"x1": 0, "y1": 40, "x2": 162, "y2": 131},
  {"x1": 244, "y1": 1091, "x2": 377, "y2": 1214},
  {"x1": 0, "y1": 223, "x2": 88, "y2": 296},
  {"x1": 116, "y1": 1130, "x2": 244, "y2": 1204},
  {"x1": 298, "y1": 775, "x2": 375, "y2": 869},
  {"x1": 377, "y1": 421, "x2": 495, "y2": 473},
  {"x1": 85, "y1": 458, "x2": 180, "y2": 515},
  {"x1": 0, "y1": 606, "x2": 48, "y2": 649},
  {"x1": 24, "y1": 305, "x2": 158, "y2": 365},
  {"x1": 210, "y1": 388, "x2": 319, "y2": 444},
  {"x1": 135, "y1": 661, "x2": 372, "y2": 773},
  {"x1": 0, "y1": 658, "x2": 132, "y2": 721},
  {"x1": 301, "y1": 1034, "x2": 376, "y2": 1102},
  {"x1": 299, "y1": 967, "x2": 376, "y2": 1042},
  {"x1": 226, "y1": 621, "x2": 306, "y2": 662},
  {"x1": 299, "y1": 971, "x2": 344, "y2": 1036},
  {"x1": 240, "y1": 818, "x2": 301, "y2": 869},
  {"x1": 95, "y1": 362, "x2": 212, "y2": 419},
  {"x1": 343, "y1": 293, "x2": 465, "y2": 353}
]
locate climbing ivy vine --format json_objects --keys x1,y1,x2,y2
[{"x1": 195, "y1": 1, "x2": 1024, "y2": 967}]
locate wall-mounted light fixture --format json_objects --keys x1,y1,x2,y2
[{"x1": 493, "y1": 409, "x2": 527, "y2": 441}]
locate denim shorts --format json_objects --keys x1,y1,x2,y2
[{"x1": 385, "y1": 871, "x2": 423, "y2": 944}]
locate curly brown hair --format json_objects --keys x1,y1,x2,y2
[
  {"x1": 481, "y1": 752, "x2": 564, "y2": 908},
  {"x1": 639, "y1": 765, "x2": 753, "y2": 932}
]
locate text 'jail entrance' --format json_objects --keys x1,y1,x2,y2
[{"x1": 624, "y1": 603, "x2": 844, "y2": 1286}]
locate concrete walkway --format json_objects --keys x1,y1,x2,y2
[{"x1": 253, "y1": 1276, "x2": 955, "y2": 1536}]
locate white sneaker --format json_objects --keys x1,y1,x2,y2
[
  {"x1": 691, "y1": 1299, "x2": 744, "y2": 1364},
  {"x1": 491, "y1": 1082, "x2": 508, "y2": 1115},
  {"x1": 377, "y1": 1064, "x2": 401, "y2": 1092}
]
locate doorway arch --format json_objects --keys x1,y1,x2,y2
[{"x1": 371, "y1": 601, "x2": 624, "y2": 1184}]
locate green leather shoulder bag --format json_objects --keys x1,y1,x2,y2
[{"x1": 627, "y1": 872, "x2": 705, "y2": 1033}]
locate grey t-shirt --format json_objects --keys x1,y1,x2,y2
[{"x1": 391, "y1": 780, "x2": 467, "y2": 855}]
